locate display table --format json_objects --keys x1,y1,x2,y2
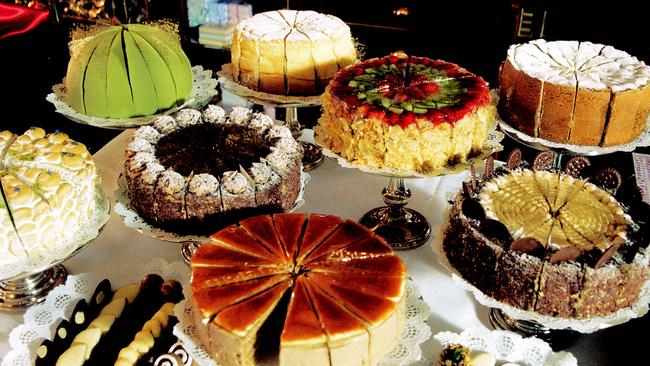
[{"x1": 0, "y1": 119, "x2": 630, "y2": 365}]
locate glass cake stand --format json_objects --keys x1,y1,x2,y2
[
  {"x1": 217, "y1": 64, "x2": 324, "y2": 171},
  {"x1": 0, "y1": 188, "x2": 110, "y2": 310}
]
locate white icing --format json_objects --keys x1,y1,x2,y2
[
  {"x1": 267, "y1": 125, "x2": 293, "y2": 140},
  {"x1": 188, "y1": 174, "x2": 219, "y2": 196},
  {"x1": 248, "y1": 113, "x2": 274, "y2": 132},
  {"x1": 157, "y1": 171, "x2": 185, "y2": 194},
  {"x1": 221, "y1": 171, "x2": 250, "y2": 194},
  {"x1": 153, "y1": 116, "x2": 178, "y2": 135},
  {"x1": 202, "y1": 105, "x2": 226, "y2": 124},
  {"x1": 133, "y1": 126, "x2": 161, "y2": 144},
  {"x1": 250, "y1": 163, "x2": 272, "y2": 184},
  {"x1": 236, "y1": 10, "x2": 349, "y2": 41},
  {"x1": 141, "y1": 163, "x2": 165, "y2": 184},
  {"x1": 126, "y1": 138, "x2": 153, "y2": 155},
  {"x1": 508, "y1": 39, "x2": 650, "y2": 91},
  {"x1": 228, "y1": 106, "x2": 252, "y2": 125},
  {"x1": 175, "y1": 109, "x2": 202, "y2": 127},
  {"x1": 127, "y1": 152, "x2": 155, "y2": 174}
]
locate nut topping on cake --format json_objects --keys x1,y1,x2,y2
[
  {"x1": 174, "y1": 108, "x2": 202, "y2": 127},
  {"x1": 189, "y1": 174, "x2": 220, "y2": 196},
  {"x1": 152, "y1": 115, "x2": 178, "y2": 134},
  {"x1": 202, "y1": 104, "x2": 226, "y2": 124},
  {"x1": 549, "y1": 246, "x2": 582, "y2": 264}
]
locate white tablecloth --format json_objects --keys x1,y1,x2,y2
[{"x1": 0, "y1": 97, "x2": 612, "y2": 365}]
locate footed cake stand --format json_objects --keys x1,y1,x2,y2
[
  {"x1": 359, "y1": 176, "x2": 432, "y2": 250},
  {"x1": 0, "y1": 188, "x2": 110, "y2": 310},
  {"x1": 217, "y1": 64, "x2": 324, "y2": 171}
]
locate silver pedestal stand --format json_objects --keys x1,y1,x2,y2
[
  {"x1": 0, "y1": 190, "x2": 110, "y2": 310},
  {"x1": 359, "y1": 176, "x2": 432, "y2": 250}
]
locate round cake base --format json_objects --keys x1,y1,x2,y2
[
  {"x1": 0, "y1": 264, "x2": 68, "y2": 311},
  {"x1": 489, "y1": 308, "x2": 581, "y2": 350},
  {"x1": 359, "y1": 206, "x2": 431, "y2": 250}
]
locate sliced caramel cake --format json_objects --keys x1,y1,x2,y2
[
  {"x1": 444, "y1": 161, "x2": 649, "y2": 319},
  {"x1": 190, "y1": 213, "x2": 407, "y2": 366}
]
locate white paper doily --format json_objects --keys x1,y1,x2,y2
[
  {"x1": 0, "y1": 185, "x2": 111, "y2": 281},
  {"x1": 434, "y1": 327, "x2": 577, "y2": 366},
  {"x1": 498, "y1": 114, "x2": 650, "y2": 155},
  {"x1": 173, "y1": 279, "x2": 431, "y2": 366},
  {"x1": 114, "y1": 171, "x2": 310, "y2": 243},
  {"x1": 431, "y1": 206, "x2": 650, "y2": 333},
  {"x1": 316, "y1": 128, "x2": 504, "y2": 178},
  {"x1": 3, "y1": 257, "x2": 190, "y2": 366},
  {"x1": 217, "y1": 64, "x2": 322, "y2": 107},
  {"x1": 46, "y1": 65, "x2": 219, "y2": 129}
]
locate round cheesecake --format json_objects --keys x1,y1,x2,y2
[
  {"x1": 124, "y1": 105, "x2": 302, "y2": 231},
  {"x1": 315, "y1": 53, "x2": 496, "y2": 174},
  {"x1": 190, "y1": 213, "x2": 407, "y2": 366},
  {"x1": 231, "y1": 9, "x2": 357, "y2": 95},
  {"x1": 498, "y1": 39, "x2": 650, "y2": 146},
  {"x1": 0, "y1": 128, "x2": 97, "y2": 267},
  {"x1": 443, "y1": 166, "x2": 650, "y2": 318}
]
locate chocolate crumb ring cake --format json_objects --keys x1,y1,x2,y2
[
  {"x1": 443, "y1": 158, "x2": 650, "y2": 319},
  {"x1": 124, "y1": 105, "x2": 302, "y2": 232}
]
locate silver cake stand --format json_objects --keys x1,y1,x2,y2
[
  {"x1": 0, "y1": 188, "x2": 110, "y2": 310},
  {"x1": 359, "y1": 175, "x2": 432, "y2": 250}
]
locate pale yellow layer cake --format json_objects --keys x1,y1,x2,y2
[
  {"x1": 231, "y1": 10, "x2": 356, "y2": 95},
  {"x1": 0, "y1": 128, "x2": 97, "y2": 266}
]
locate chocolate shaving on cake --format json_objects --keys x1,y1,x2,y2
[
  {"x1": 549, "y1": 246, "x2": 582, "y2": 264},
  {"x1": 595, "y1": 241, "x2": 622, "y2": 269},
  {"x1": 483, "y1": 155, "x2": 495, "y2": 178},
  {"x1": 462, "y1": 198, "x2": 486, "y2": 224},
  {"x1": 506, "y1": 148, "x2": 522, "y2": 169},
  {"x1": 462, "y1": 181, "x2": 474, "y2": 198},
  {"x1": 532, "y1": 151, "x2": 555, "y2": 171},
  {"x1": 479, "y1": 219, "x2": 512, "y2": 247},
  {"x1": 510, "y1": 237, "x2": 545, "y2": 258},
  {"x1": 470, "y1": 165, "x2": 477, "y2": 189},
  {"x1": 593, "y1": 167, "x2": 622, "y2": 193}
]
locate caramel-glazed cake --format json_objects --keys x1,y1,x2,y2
[
  {"x1": 315, "y1": 53, "x2": 496, "y2": 174},
  {"x1": 0, "y1": 128, "x2": 97, "y2": 266},
  {"x1": 124, "y1": 105, "x2": 302, "y2": 231},
  {"x1": 231, "y1": 9, "x2": 357, "y2": 95},
  {"x1": 190, "y1": 213, "x2": 407, "y2": 366},
  {"x1": 443, "y1": 164, "x2": 650, "y2": 318},
  {"x1": 499, "y1": 39, "x2": 650, "y2": 146}
]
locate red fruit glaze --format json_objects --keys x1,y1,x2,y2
[{"x1": 400, "y1": 112, "x2": 416, "y2": 128}]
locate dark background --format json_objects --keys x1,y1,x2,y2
[{"x1": 0, "y1": 2, "x2": 648, "y2": 364}]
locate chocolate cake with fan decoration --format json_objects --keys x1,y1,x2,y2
[{"x1": 443, "y1": 152, "x2": 650, "y2": 319}]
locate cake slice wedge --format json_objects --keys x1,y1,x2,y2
[
  {"x1": 280, "y1": 277, "x2": 330, "y2": 366},
  {"x1": 301, "y1": 220, "x2": 373, "y2": 264},
  {"x1": 303, "y1": 280, "x2": 371, "y2": 366}
]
